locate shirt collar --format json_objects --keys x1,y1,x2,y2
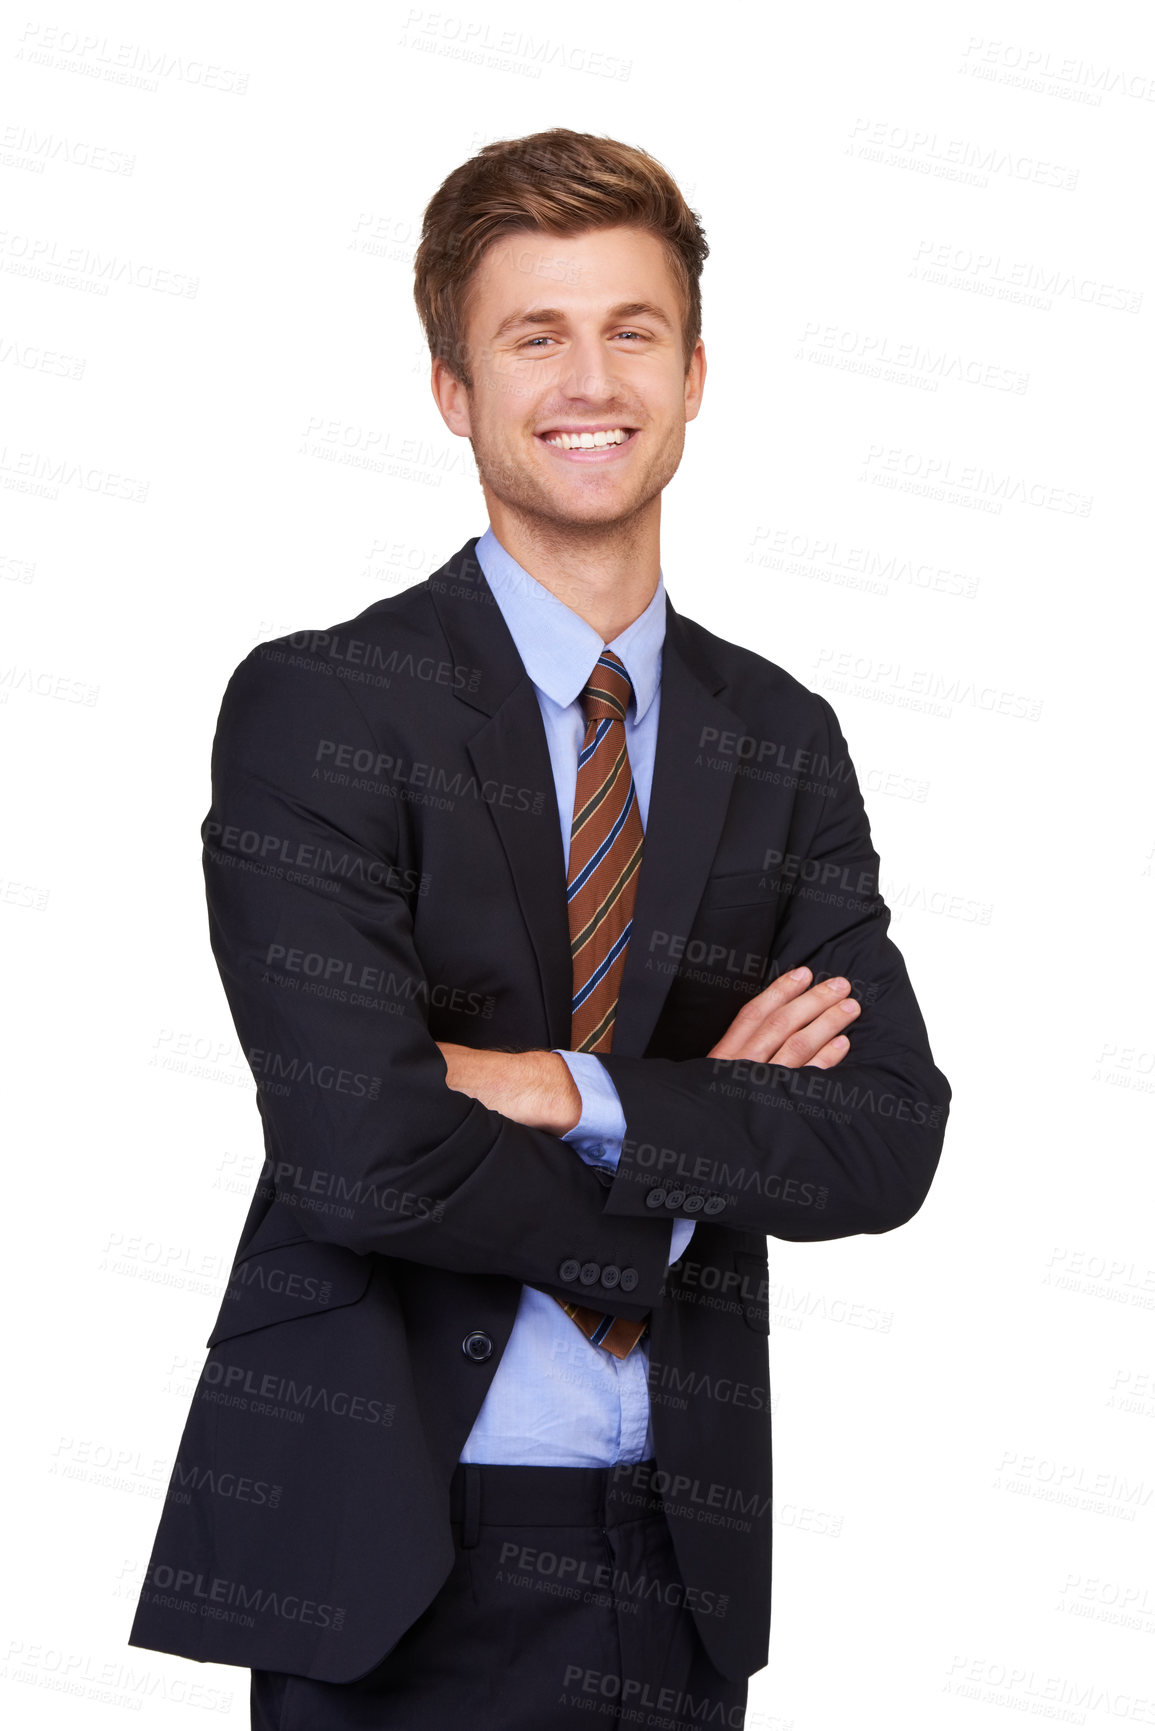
[{"x1": 474, "y1": 524, "x2": 665, "y2": 724}]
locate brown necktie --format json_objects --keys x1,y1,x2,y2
[{"x1": 552, "y1": 649, "x2": 649, "y2": 1359}]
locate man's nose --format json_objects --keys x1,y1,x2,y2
[{"x1": 556, "y1": 334, "x2": 624, "y2": 403}]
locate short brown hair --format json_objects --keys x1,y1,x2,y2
[{"x1": 413, "y1": 127, "x2": 708, "y2": 390}]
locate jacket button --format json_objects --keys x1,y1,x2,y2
[
  {"x1": 600, "y1": 1264, "x2": 621, "y2": 1288},
  {"x1": 462, "y1": 1331, "x2": 493, "y2": 1362},
  {"x1": 665, "y1": 1190, "x2": 686, "y2": 1209},
  {"x1": 703, "y1": 1195, "x2": 726, "y2": 1214},
  {"x1": 559, "y1": 1258, "x2": 582, "y2": 1282},
  {"x1": 579, "y1": 1261, "x2": 600, "y2": 1286},
  {"x1": 619, "y1": 1267, "x2": 639, "y2": 1292},
  {"x1": 645, "y1": 1188, "x2": 667, "y2": 1208},
  {"x1": 683, "y1": 1193, "x2": 705, "y2": 1213}
]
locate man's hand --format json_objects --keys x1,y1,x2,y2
[
  {"x1": 436, "y1": 1042, "x2": 582, "y2": 1136},
  {"x1": 436, "y1": 967, "x2": 857, "y2": 1131},
  {"x1": 707, "y1": 966, "x2": 859, "y2": 1067}
]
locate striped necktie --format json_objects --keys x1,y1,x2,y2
[{"x1": 551, "y1": 648, "x2": 649, "y2": 1360}]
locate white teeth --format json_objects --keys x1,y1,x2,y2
[{"x1": 543, "y1": 428, "x2": 631, "y2": 450}]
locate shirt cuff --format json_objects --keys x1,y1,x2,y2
[
  {"x1": 551, "y1": 1049, "x2": 627, "y2": 1170},
  {"x1": 669, "y1": 1218, "x2": 696, "y2": 1265}
]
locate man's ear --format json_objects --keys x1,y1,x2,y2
[
  {"x1": 431, "y1": 357, "x2": 473, "y2": 439},
  {"x1": 684, "y1": 337, "x2": 706, "y2": 425}
]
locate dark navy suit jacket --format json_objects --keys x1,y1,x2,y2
[{"x1": 127, "y1": 536, "x2": 950, "y2": 1683}]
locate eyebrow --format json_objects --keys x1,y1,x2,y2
[{"x1": 491, "y1": 301, "x2": 675, "y2": 342}]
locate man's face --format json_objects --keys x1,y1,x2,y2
[{"x1": 433, "y1": 224, "x2": 705, "y2": 535}]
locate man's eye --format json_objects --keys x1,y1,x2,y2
[{"x1": 518, "y1": 330, "x2": 648, "y2": 349}]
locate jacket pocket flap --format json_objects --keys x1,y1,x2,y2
[
  {"x1": 700, "y1": 869, "x2": 779, "y2": 910},
  {"x1": 206, "y1": 1239, "x2": 374, "y2": 1347}
]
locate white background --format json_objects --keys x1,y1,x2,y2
[{"x1": 3, "y1": 1, "x2": 1153, "y2": 1726}]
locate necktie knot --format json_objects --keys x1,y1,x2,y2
[{"x1": 580, "y1": 649, "x2": 633, "y2": 726}]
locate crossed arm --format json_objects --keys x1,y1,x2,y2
[
  {"x1": 436, "y1": 679, "x2": 951, "y2": 1244},
  {"x1": 205, "y1": 644, "x2": 948, "y2": 1287},
  {"x1": 436, "y1": 967, "x2": 861, "y2": 1132}
]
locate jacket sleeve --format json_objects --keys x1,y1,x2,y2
[
  {"x1": 594, "y1": 694, "x2": 951, "y2": 1241},
  {"x1": 551, "y1": 1049, "x2": 696, "y2": 1269},
  {"x1": 200, "y1": 642, "x2": 671, "y2": 1311}
]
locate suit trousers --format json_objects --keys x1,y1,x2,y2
[{"x1": 250, "y1": 1458, "x2": 750, "y2": 1729}]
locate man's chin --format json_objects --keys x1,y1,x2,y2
[
  {"x1": 482, "y1": 480, "x2": 648, "y2": 531},
  {"x1": 510, "y1": 501, "x2": 649, "y2": 539}
]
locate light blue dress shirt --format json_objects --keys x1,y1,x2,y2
[{"x1": 458, "y1": 525, "x2": 696, "y2": 1467}]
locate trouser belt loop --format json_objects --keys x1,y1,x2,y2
[{"x1": 461, "y1": 1463, "x2": 482, "y2": 1549}]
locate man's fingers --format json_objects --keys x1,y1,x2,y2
[
  {"x1": 708, "y1": 966, "x2": 820, "y2": 1059},
  {"x1": 767, "y1": 996, "x2": 860, "y2": 1067},
  {"x1": 709, "y1": 969, "x2": 859, "y2": 1063},
  {"x1": 802, "y1": 1034, "x2": 852, "y2": 1070}
]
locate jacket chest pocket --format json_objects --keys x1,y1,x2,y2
[{"x1": 699, "y1": 869, "x2": 780, "y2": 912}]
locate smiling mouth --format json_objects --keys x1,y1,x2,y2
[{"x1": 536, "y1": 428, "x2": 638, "y2": 452}]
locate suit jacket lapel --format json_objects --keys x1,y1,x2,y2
[
  {"x1": 613, "y1": 619, "x2": 745, "y2": 1057},
  {"x1": 427, "y1": 539, "x2": 572, "y2": 1047},
  {"x1": 427, "y1": 538, "x2": 746, "y2": 1059},
  {"x1": 465, "y1": 684, "x2": 574, "y2": 1048}
]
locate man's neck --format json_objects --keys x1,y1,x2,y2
[{"x1": 484, "y1": 509, "x2": 660, "y2": 642}]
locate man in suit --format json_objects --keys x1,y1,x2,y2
[{"x1": 127, "y1": 128, "x2": 950, "y2": 1726}]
